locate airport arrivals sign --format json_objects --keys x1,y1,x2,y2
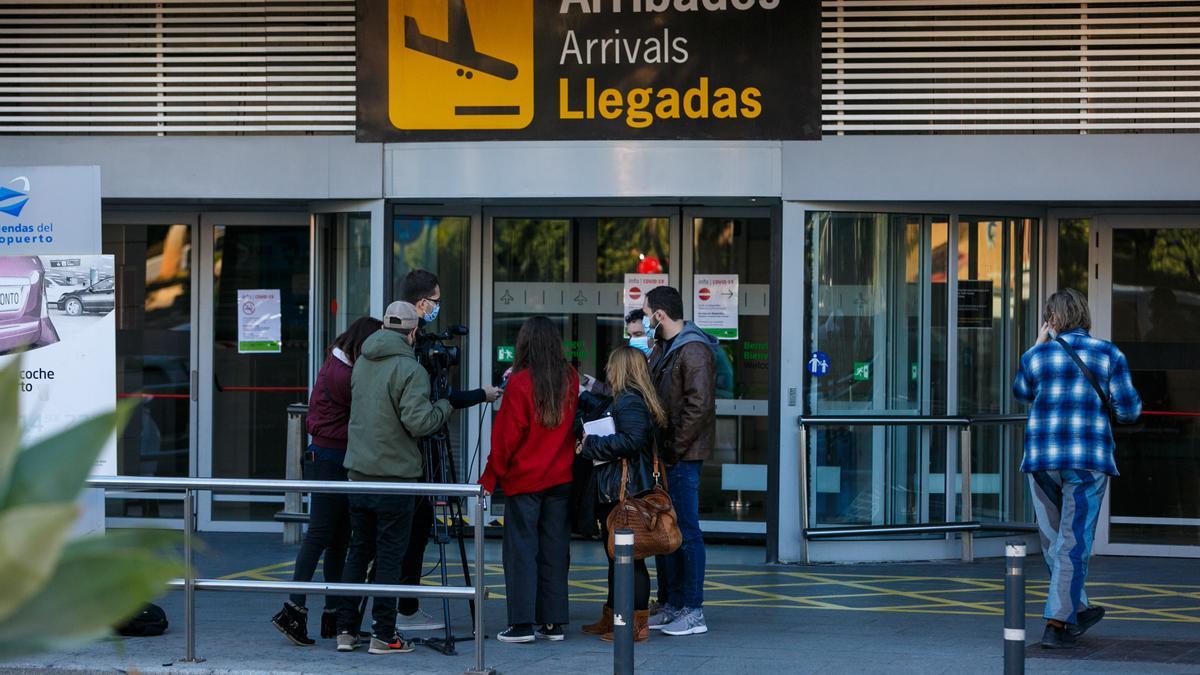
[{"x1": 357, "y1": 0, "x2": 821, "y2": 141}]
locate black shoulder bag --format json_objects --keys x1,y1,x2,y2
[{"x1": 1054, "y1": 336, "x2": 1118, "y2": 423}]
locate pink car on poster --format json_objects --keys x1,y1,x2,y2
[{"x1": 0, "y1": 256, "x2": 60, "y2": 356}]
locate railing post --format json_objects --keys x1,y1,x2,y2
[
  {"x1": 1004, "y1": 541, "x2": 1027, "y2": 675},
  {"x1": 467, "y1": 493, "x2": 495, "y2": 675},
  {"x1": 613, "y1": 529, "x2": 635, "y2": 675},
  {"x1": 181, "y1": 488, "x2": 203, "y2": 663},
  {"x1": 960, "y1": 426, "x2": 974, "y2": 563},
  {"x1": 282, "y1": 404, "x2": 306, "y2": 545},
  {"x1": 798, "y1": 421, "x2": 810, "y2": 565}
]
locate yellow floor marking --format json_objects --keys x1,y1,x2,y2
[{"x1": 796, "y1": 573, "x2": 1005, "y2": 615}]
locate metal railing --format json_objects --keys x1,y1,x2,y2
[
  {"x1": 87, "y1": 475, "x2": 494, "y2": 675},
  {"x1": 797, "y1": 414, "x2": 1031, "y2": 564}
]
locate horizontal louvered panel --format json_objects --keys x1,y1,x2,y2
[
  {"x1": 824, "y1": 0, "x2": 1200, "y2": 134},
  {"x1": 0, "y1": 0, "x2": 354, "y2": 135}
]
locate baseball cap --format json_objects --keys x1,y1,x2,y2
[{"x1": 383, "y1": 301, "x2": 420, "y2": 331}]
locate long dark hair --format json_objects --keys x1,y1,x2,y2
[
  {"x1": 331, "y1": 316, "x2": 382, "y2": 363},
  {"x1": 513, "y1": 316, "x2": 571, "y2": 429}
]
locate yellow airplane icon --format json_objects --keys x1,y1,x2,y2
[{"x1": 388, "y1": 0, "x2": 534, "y2": 131}]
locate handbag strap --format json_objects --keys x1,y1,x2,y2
[
  {"x1": 1054, "y1": 336, "x2": 1113, "y2": 415},
  {"x1": 618, "y1": 458, "x2": 629, "y2": 502}
]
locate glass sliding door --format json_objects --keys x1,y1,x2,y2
[
  {"x1": 200, "y1": 213, "x2": 310, "y2": 529},
  {"x1": 103, "y1": 217, "x2": 196, "y2": 524},
  {"x1": 688, "y1": 210, "x2": 773, "y2": 531},
  {"x1": 1094, "y1": 216, "x2": 1200, "y2": 555},
  {"x1": 388, "y1": 210, "x2": 473, "y2": 482}
]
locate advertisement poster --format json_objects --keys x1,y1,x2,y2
[
  {"x1": 0, "y1": 254, "x2": 116, "y2": 519},
  {"x1": 694, "y1": 274, "x2": 738, "y2": 339},
  {"x1": 238, "y1": 289, "x2": 282, "y2": 354},
  {"x1": 623, "y1": 273, "x2": 668, "y2": 320}
]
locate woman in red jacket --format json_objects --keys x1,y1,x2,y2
[
  {"x1": 272, "y1": 316, "x2": 381, "y2": 646},
  {"x1": 481, "y1": 316, "x2": 579, "y2": 644}
]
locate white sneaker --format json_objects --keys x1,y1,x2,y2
[{"x1": 395, "y1": 608, "x2": 444, "y2": 632}]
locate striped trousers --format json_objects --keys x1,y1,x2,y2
[{"x1": 1028, "y1": 469, "x2": 1109, "y2": 624}]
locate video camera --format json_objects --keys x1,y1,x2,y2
[{"x1": 413, "y1": 324, "x2": 468, "y2": 399}]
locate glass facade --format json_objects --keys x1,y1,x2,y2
[{"x1": 805, "y1": 212, "x2": 1038, "y2": 531}]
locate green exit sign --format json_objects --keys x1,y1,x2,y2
[
  {"x1": 853, "y1": 361, "x2": 871, "y2": 382},
  {"x1": 496, "y1": 345, "x2": 515, "y2": 363}
]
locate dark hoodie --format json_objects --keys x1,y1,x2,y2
[{"x1": 647, "y1": 321, "x2": 717, "y2": 464}]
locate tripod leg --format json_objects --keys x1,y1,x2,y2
[{"x1": 453, "y1": 498, "x2": 477, "y2": 624}]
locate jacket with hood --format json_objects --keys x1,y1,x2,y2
[
  {"x1": 344, "y1": 328, "x2": 452, "y2": 481},
  {"x1": 647, "y1": 321, "x2": 717, "y2": 464}
]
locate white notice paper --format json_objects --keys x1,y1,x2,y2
[
  {"x1": 238, "y1": 289, "x2": 282, "y2": 354},
  {"x1": 693, "y1": 274, "x2": 739, "y2": 340},
  {"x1": 584, "y1": 416, "x2": 617, "y2": 466},
  {"x1": 623, "y1": 273, "x2": 668, "y2": 323}
]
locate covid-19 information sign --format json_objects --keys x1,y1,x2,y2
[{"x1": 357, "y1": 0, "x2": 821, "y2": 141}]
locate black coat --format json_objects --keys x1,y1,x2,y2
[{"x1": 579, "y1": 390, "x2": 658, "y2": 505}]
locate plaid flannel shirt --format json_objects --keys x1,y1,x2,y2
[{"x1": 1012, "y1": 328, "x2": 1142, "y2": 476}]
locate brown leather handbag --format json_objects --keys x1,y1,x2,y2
[{"x1": 605, "y1": 451, "x2": 682, "y2": 561}]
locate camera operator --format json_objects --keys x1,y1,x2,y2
[
  {"x1": 335, "y1": 301, "x2": 452, "y2": 654},
  {"x1": 395, "y1": 269, "x2": 500, "y2": 633}
]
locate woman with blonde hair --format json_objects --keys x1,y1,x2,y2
[
  {"x1": 481, "y1": 316, "x2": 579, "y2": 644},
  {"x1": 578, "y1": 346, "x2": 669, "y2": 642}
]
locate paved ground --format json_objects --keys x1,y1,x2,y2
[{"x1": 2, "y1": 533, "x2": 1198, "y2": 674}]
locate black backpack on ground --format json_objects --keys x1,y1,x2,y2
[{"x1": 117, "y1": 603, "x2": 169, "y2": 637}]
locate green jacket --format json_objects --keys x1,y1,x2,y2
[{"x1": 344, "y1": 329, "x2": 452, "y2": 481}]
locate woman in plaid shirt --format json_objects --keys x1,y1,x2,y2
[{"x1": 1012, "y1": 288, "x2": 1141, "y2": 649}]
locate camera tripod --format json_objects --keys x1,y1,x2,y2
[{"x1": 410, "y1": 424, "x2": 478, "y2": 656}]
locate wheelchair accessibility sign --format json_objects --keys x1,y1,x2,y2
[{"x1": 387, "y1": 0, "x2": 534, "y2": 131}]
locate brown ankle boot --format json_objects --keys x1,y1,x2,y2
[
  {"x1": 634, "y1": 609, "x2": 650, "y2": 642},
  {"x1": 582, "y1": 605, "x2": 613, "y2": 635},
  {"x1": 601, "y1": 609, "x2": 651, "y2": 642}
]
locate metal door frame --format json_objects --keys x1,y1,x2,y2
[{"x1": 1090, "y1": 213, "x2": 1200, "y2": 558}]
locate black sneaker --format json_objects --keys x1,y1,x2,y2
[
  {"x1": 1040, "y1": 623, "x2": 1078, "y2": 649},
  {"x1": 1068, "y1": 606, "x2": 1105, "y2": 638},
  {"x1": 271, "y1": 601, "x2": 314, "y2": 646},
  {"x1": 535, "y1": 623, "x2": 565, "y2": 641},
  {"x1": 497, "y1": 624, "x2": 536, "y2": 643},
  {"x1": 368, "y1": 632, "x2": 415, "y2": 655},
  {"x1": 319, "y1": 610, "x2": 337, "y2": 640}
]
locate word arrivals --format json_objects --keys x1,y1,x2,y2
[
  {"x1": 560, "y1": 28, "x2": 688, "y2": 65},
  {"x1": 561, "y1": 0, "x2": 782, "y2": 12},
  {"x1": 559, "y1": 77, "x2": 761, "y2": 129}
]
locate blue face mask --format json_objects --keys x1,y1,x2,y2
[
  {"x1": 629, "y1": 335, "x2": 652, "y2": 356},
  {"x1": 423, "y1": 301, "x2": 440, "y2": 324}
]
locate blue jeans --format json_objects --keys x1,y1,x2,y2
[
  {"x1": 1028, "y1": 469, "x2": 1108, "y2": 624},
  {"x1": 661, "y1": 460, "x2": 705, "y2": 609}
]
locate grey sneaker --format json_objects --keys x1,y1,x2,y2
[
  {"x1": 396, "y1": 608, "x2": 444, "y2": 632},
  {"x1": 660, "y1": 607, "x2": 708, "y2": 636},
  {"x1": 647, "y1": 604, "x2": 682, "y2": 630},
  {"x1": 335, "y1": 630, "x2": 359, "y2": 652}
]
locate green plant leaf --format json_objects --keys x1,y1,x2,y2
[
  {"x1": 0, "y1": 534, "x2": 183, "y2": 660},
  {"x1": 0, "y1": 503, "x2": 77, "y2": 624},
  {"x1": 0, "y1": 400, "x2": 133, "y2": 510},
  {"x1": 0, "y1": 360, "x2": 22, "y2": 492}
]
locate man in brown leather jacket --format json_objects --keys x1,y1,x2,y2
[{"x1": 641, "y1": 286, "x2": 716, "y2": 637}]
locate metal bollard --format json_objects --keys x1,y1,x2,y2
[
  {"x1": 613, "y1": 529, "x2": 635, "y2": 675},
  {"x1": 1004, "y1": 541, "x2": 1026, "y2": 675}
]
